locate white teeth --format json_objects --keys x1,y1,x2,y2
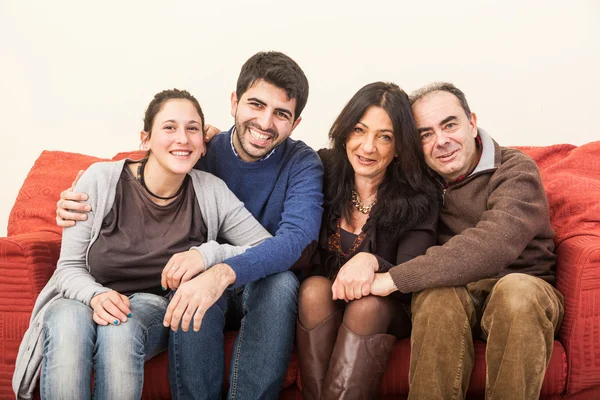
[
  {"x1": 358, "y1": 155, "x2": 374, "y2": 162},
  {"x1": 249, "y1": 129, "x2": 270, "y2": 141},
  {"x1": 439, "y1": 150, "x2": 456, "y2": 159},
  {"x1": 171, "y1": 151, "x2": 191, "y2": 156}
]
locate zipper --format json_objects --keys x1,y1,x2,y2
[{"x1": 442, "y1": 188, "x2": 447, "y2": 207}]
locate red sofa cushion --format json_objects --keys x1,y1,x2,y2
[
  {"x1": 7, "y1": 150, "x2": 147, "y2": 238},
  {"x1": 518, "y1": 142, "x2": 600, "y2": 246},
  {"x1": 7, "y1": 151, "x2": 109, "y2": 237}
]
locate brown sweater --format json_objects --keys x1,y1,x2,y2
[{"x1": 389, "y1": 129, "x2": 556, "y2": 293}]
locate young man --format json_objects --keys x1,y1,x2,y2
[
  {"x1": 348, "y1": 83, "x2": 564, "y2": 400},
  {"x1": 56, "y1": 52, "x2": 324, "y2": 399}
]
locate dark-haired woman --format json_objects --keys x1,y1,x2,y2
[
  {"x1": 297, "y1": 82, "x2": 439, "y2": 400},
  {"x1": 13, "y1": 89, "x2": 271, "y2": 400}
]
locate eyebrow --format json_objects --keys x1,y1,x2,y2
[
  {"x1": 248, "y1": 97, "x2": 293, "y2": 119},
  {"x1": 162, "y1": 119, "x2": 201, "y2": 125},
  {"x1": 416, "y1": 115, "x2": 457, "y2": 134},
  {"x1": 356, "y1": 121, "x2": 393, "y2": 134},
  {"x1": 439, "y1": 116, "x2": 458, "y2": 126}
]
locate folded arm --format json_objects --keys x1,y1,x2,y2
[{"x1": 223, "y1": 152, "x2": 324, "y2": 288}]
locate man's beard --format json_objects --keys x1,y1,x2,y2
[{"x1": 234, "y1": 120, "x2": 279, "y2": 160}]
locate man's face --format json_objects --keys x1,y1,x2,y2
[
  {"x1": 412, "y1": 90, "x2": 478, "y2": 182},
  {"x1": 230, "y1": 79, "x2": 302, "y2": 162}
]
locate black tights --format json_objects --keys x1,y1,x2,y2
[{"x1": 298, "y1": 275, "x2": 404, "y2": 336}]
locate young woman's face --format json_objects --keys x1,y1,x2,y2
[{"x1": 142, "y1": 99, "x2": 205, "y2": 176}]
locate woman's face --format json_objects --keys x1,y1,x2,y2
[
  {"x1": 141, "y1": 99, "x2": 205, "y2": 177},
  {"x1": 346, "y1": 106, "x2": 396, "y2": 183}
]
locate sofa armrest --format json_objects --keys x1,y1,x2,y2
[
  {"x1": 555, "y1": 235, "x2": 600, "y2": 397},
  {"x1": 0, "y1": 232, "x2": 62, "y2": 312},
  {"x1": 0, "y1": 232, "x2": 61, "y2": 398}
]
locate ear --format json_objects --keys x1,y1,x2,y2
[
  {"x1": 140, "y1": 130, "x2": 150, "y2": 150},
  {"x1": 230, "y1": 91, "x2": 238, "y2": 118},
  {"x1": 289, "y1": 116, "x2": 302, "y2": 136},
  {"x1": 468, "y1": 112, "x2": 478, "y2": 138}
]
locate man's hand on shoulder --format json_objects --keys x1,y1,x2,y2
[
  {"x1": 163, "y1": 263, "x2": 236, "y2": 332},
  {"x1": 56, "y1": 169, "x2": 92, "y2": 227},
  {"x1": 202, "y1": 123, "x2": 222, "y2": 155}
]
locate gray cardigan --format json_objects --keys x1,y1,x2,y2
[{"x1": 13, "y1": 160, "x2": 271, "y2": 399}]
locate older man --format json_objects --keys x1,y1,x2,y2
[{"x1": 357, "y1": 82, "x2": 564, "y2": 399}]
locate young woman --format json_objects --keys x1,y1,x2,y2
[
  {"x1": 297, "y1": 82, "x2": 439, "y2": 399},
  {"x1": 13, "y1": 89, "x2": 271, "y2": 400}
]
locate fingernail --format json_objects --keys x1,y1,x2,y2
[
  {"x1": 127, "y1": 313, "x2": 132, "y2": 318},
  {"x1": 114, "y1": 320, "x2": 119, "y2": 325},
  {"x1": 84, "y1": 205, "x2": 91, "y2": 211},
  {"x1": 163, "y1": 321, "x2": 168, "y2": 327},
  {"x1": 161, "y1": 286, "x2": 166, "y2": 291}
]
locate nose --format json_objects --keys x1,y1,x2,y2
[
  {"x1": 434, "y1": 129, "x2": 450, "y2": 147},
  {"x1": 256, "y1": 109, "x2": 274, "y2": 131},
  {"x1": 360, "y1": 134, "x2": 376, "y2": 153},
  {"x1": 175, "y1": 126, "x2": 189, "y2": 144}
]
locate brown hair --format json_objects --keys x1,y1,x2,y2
[
  {"x1": 236, "y1": 52, "x2": 309, "y2": 121},
  {"x1": 143, "y1": 89, "x2": 205, "y2": 136}
]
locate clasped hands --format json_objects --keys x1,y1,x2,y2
[
  {"x1": 92, "y1": 250, "x2": 235, "y2": 333},
  {"x1": 161, "y1": 251, "x2": 235, "y2": 333},
  {"x1": 331, "y1": 252, "x2": 397, "y2": 302}
]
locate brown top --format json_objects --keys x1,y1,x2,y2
[
  {"x1": 88, "y1": 165, "x2": 207, "y2": 296},
  {"x1": 389, "y1": 131, "x2": 556, "y2": 293}
]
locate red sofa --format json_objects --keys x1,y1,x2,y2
[{"x1": 1, "y1": 142, "x2": 599, "y2": 399}]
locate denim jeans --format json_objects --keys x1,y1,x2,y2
[
  {"x1": 169, "y1": 271, "x2": 299, "y2": 400},
  {"x1": 408, "y1": 273, "x2": 564, "y2": 400},
  {"x1": 41, "y1": 293, "x2": 169, "y2": 400}
]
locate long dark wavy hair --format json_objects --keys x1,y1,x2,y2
[{"x1": 325, "y1": 82, "x2": 439, "y2": 238}]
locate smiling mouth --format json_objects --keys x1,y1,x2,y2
[
  {"x1": 249, "y1": 129, "x2": 271, "y2": 141},
  {"x1": 437, "y1": 149, "x2": 458, "y2": 160},
  {"x1": 357, "y1": 155, "x2": 376, "y2": 164},
  {"x1": 170, "y1": 151, "x2": 192, "y2": 157}
]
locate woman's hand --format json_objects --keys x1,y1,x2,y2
[
  {"x1": 90, "y1": 290, "x2": 131, "y2": 326},
  {"x1": 331, "y1": 252, "x2": 379, "y2": 301},
  {"x1": 161, "y1": 250, "x2": 206, "y2": 290}
]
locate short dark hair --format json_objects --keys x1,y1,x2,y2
[
  {"x1": 409, "y1": 82, "x2": 472, "y2": 118},
  {"x1": 324, "y1": 82, "x2": 438, "y2": 238},
  {"x1": 143, "y1": 89, "x2": 205, "y2": 136},
  {"x1": 236, "y1": 51, "x2": 309, "y2": 121}
]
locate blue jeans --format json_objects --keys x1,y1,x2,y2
[
  {"x1": 41, "y1": 293, "x2": 169, "y2": 400},
  {"x1": 169, "y1": 271, "x2": 299, "y2": 400}
]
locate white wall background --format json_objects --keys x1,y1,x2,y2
[{"x1": 1, "y1": 0, "x2": 599, "y2": 237}]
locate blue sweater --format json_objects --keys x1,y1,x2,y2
[{"x1": 195, "y1": 128, "x2": 324, "y2": 288}]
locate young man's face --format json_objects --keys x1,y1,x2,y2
[
  {"x1": 412, "y1": 90, "x2": 479, "y2": 182},
  {"x1": 230, "y1": 79, "x2": 302, "y2": 162}
]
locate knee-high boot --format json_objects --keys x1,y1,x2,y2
[
  {"x1": 321, "y1": 322, "x2": 396, "y2": 400},
  {"x1": 296, "y1": 310, "x2": 343, "y2": 400}
]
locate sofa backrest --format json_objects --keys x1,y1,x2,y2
[
  {"x1": 517, "y1": 141, "x2": 600, "y2": 246},
  {"x1": 7, "y1": 144, "x2": 600, "y2": 246},
  {"x1": 7, "y1": 150, "x2": 145, "y2": 237}
]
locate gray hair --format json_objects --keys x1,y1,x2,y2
[{"x1": 409, "y1": 82, "x2": 472, "y2": 118}]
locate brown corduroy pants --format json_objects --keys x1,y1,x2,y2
[{"x1": 408, "y1": 273, "x2": 564, "y2": 400}]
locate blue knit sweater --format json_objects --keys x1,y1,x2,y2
[{"x1": 195, "y1": 127, "x2": 324, "y2": 288}]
